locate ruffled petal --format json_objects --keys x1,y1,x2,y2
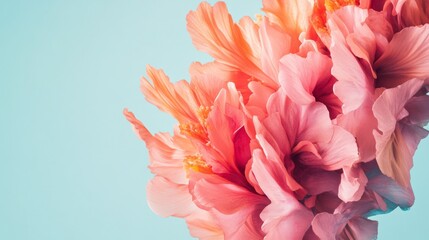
[
  {"x1": 140, "y1": 65, "x2": 200, "y2": 123},
  {"x1": 373, "y1": 78, "x2": 425, "y2": 187},
  {"x1": 252, "y1": 148, "x2": 313, "y2": 239},
  {"x1": 279, "y1": 52, "x2": 337, "y2": 108},
  {"x1": 375, "y1": 25, "x2": 429, "y2": 88},
  {"x1": 338, "y1": 166, "x2": 368, "y2": 202},
  {"x1": 124, "y1": 109, "x2": 193, "y2": 184},
  {"x1": 260, "y1": 18, "x2": 292, "y2": 80},
  {"x1": 262, "y1": 0, "x2": 314, "y2": 51},
  {"x1": 186, "y1": 210, "x2": 224, "y2": 240},
  {"x1": 336, "y1": 104, "x2": 378, "y2": 162},
  {"x1": 331, "y1": 41, "x2": 373, "y2": 114},
  {"x1": 147, "y1": 176, "x2": 196, "y2": 218},
  {"x1": 187, "y1": 2, "x2": 276, "y2": 88}
]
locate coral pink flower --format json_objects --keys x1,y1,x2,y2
[
  {"x1": 126, "y1": 1, "x2": 429, "y2": 239},
  {"x1": 279, "y1": 51, "x2": 342, "y2": 119},
  {"x1": 320, "y1": 3, "x2": 429, "y2": 187},
  {"x1": 262, "y1": 0, "x2": 315, "y2": 52},
  {"x1": 249, "y1": 86, "x2": 359, "y2": 237}
]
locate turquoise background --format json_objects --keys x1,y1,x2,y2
[{"x1": 1, "y1": 0, "x2": 427, "y2": 239}]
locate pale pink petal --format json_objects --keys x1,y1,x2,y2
[
  {"x1": 346, "y1": 23, "x2": 377, "y2": 76},
  {"x1": 258, "y1": 112, "x2": 292, "y2": 158},
  {"x1": 191, "y1": 175, "x2": 267, "y2": 239},
  {"x1": 314, "y1": 125, "x2": 359, "y2": 170},
  {"x1": 336, "y1": 104, "x2": 378, "y2": 162},
  {"x1": 279, "y1": 51, "x2": 340, "y2": 116},
  {"x1": 191, "y1": 175, "x2": 267, "y2": 215},
  {"x1": 326, "y1": 5, "x2": 369, "y2": 44},
  {"x1": 212, "y1": 208, "x2": 265, "y2": 240},
  {"x1": 338, "y1": 166, "x2": 368, "y2": 202},
  {"x1": 373, "y1": 78, "x2": 425, "y2": 187},
  {"x1": 246, "y1": 81, "x2": 276, "y2": 118},
  {"x1": 186, "y1": 210, "x2": 224, "y2": 240},
  {"x1": 252, "y1": 148, "x2": 313, "y2": 239},
  {"x1": 326, "y1": 6, "x2": 375, "y2": 113},
  {"x1": 313, "y1": 201, "x2": 379, "y2": 239},
  {"x1": 331, "y1": 41, "x2": 373, "y2": 114},
  {"x1": 260, "y1": 18, "x2": 292, "y2": 80},
  {"x1": 262, "y1": 0, "x2": 314, "y2": 52},
  {"x1": 123, "y1": 109, "x2": 152, "y2": 142},
  {"x1": 267, "y1": 93, "x2": 358, "y2": 170},
  {"x1": 253, "y1": 139, "x2": 302, "y2": 194},
  {"x1": 189, "y1": 62, "x2": 228, "y2": 106},
  {"x1": 312, "y1": 213, "x2": 345, "y2": 240},
  {"x1": 260, "y1": 202, "x2": 313, "y2": 240},
  {"x1": 147, "y1": 176, "x2": 196, "y2": 218},
  {"x1": 375, "y1": 25, "x2": 429, "y2": 88},
  {"x1": 190, "y1": 61, "x2": 254, "y2": 103},
  {"x1": 296, "y1": 102, "x2": 333, "y2": 143},
  {"x1": 124, "y1": 109, "x2": 193, "y2": 184}
]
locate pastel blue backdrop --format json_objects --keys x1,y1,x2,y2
[{"x1": 1, "y1": 0, "x2": 427, "y2": 239}]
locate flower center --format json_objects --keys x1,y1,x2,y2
[
  {"x1": 179, "y1": 106, "x2": 211, "y2": 143},
  {"x1": 324, "y1": 0, "x2": 358, "y2": 12},
  {"x1": 312, "y1": 0, "x2": 358, "y2": 33},
  {"x1": 183, "y1": 154, "x2": 212, "y2": 175}
]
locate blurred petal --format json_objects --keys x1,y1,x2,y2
[
  {"x1": 186, "y1": 210, "x2": 224, "y2": 240},
  {"x1": 147, "y1": 176, "x2": 196, "y2": 218}
]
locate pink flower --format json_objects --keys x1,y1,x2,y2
[{"x1": 125, "y1": 1, "x2": 429, "y2": 239}]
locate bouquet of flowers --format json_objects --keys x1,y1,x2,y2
[{"x1": 125, "y1": 0, "x2": 429, "y2": 239}]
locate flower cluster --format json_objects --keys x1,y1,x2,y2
[{"x1": 125, "y1": 0, "x2": 429, "y2": 239}]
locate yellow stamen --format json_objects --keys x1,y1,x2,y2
[
  {"x1": 179, "y1": 122, "x2": 207, "y2": 141},
  {"x1": 325, "y1": 0, "x2": 358, "y2": 12},
  {"x1": 179, "y1": 106, "x2": 211, "y2": 143},
  {"x1": 312, "y1": 0, "x2": 358, "y2": 33},
  {"x1": 197, "y1": 106, "x2": 211, "y2": 128},
  {"x1": 183, "y1": 154, "x2": 212, "y2": 175}
]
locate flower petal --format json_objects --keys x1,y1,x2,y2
[
  {"x1": 147, "y1": 176, "x2": 196, "y2": 218},
  {"x1": 373, "y1": 78, "x2": 425, "y2": 187},
  {"x1": 187, "y1": 2, "x2": 276, "y2": 88},
  {"x1": 262, "y1": 0, "x2": 314, "y2": 52},
  {"x1": 375, "y1": 25, "x2": 429, "y2": 88}
]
